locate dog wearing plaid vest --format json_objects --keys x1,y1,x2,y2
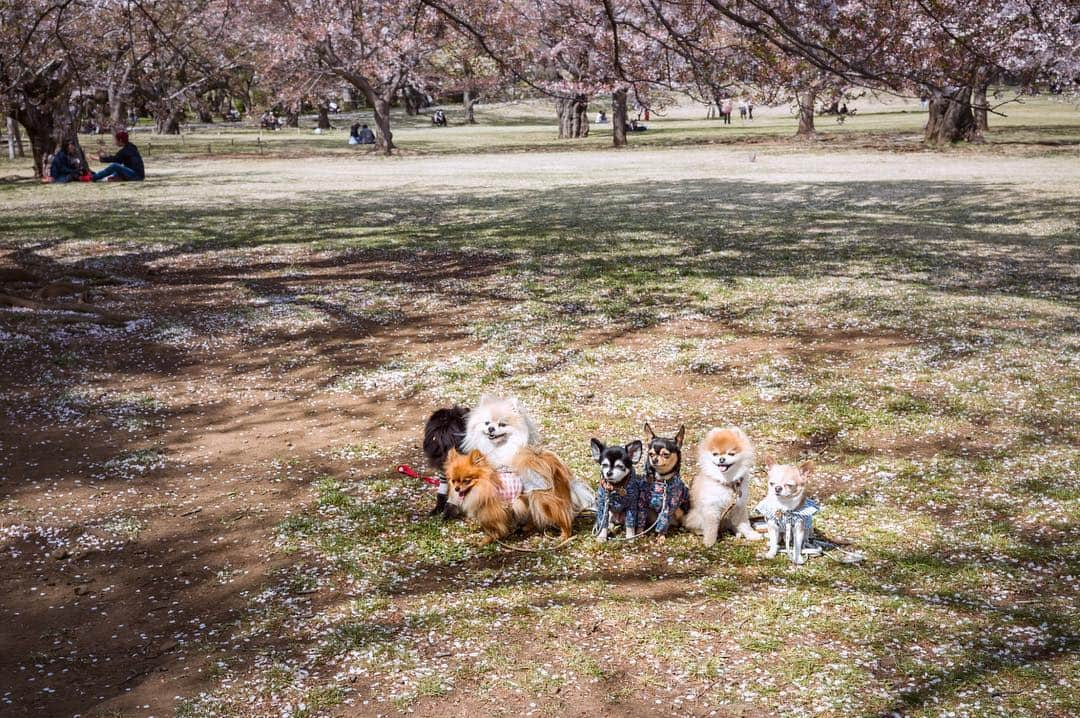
[
  {"x1": 757, "y1": 459, "x2": 818, "y2": 564},
  {"x1": 590, "y1": 438, "x2": 646, "y2": 541},
  {"x1": 640, "y1": 423, "x2": 691, "y2": 541}
]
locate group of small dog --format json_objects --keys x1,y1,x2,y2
[{"x1": 422, "y1": 395, "x2": 821, "y2": 564}]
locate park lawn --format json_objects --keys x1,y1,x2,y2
[
  {"x1": 0, "y1": 110, "x2": 1078, "y2": 718},
  {"x1": 2, "y1": 93, "x2": 1076, "y2": 169}
]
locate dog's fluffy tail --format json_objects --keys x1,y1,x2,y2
[
  {"x1": 569, "y1": 478, "x2": 595, "y2": 515},
  {"x1": 681, "y1": 508, "x2": 703, "y2": 533},
  {"x1": 512, "y1": 447, "x2": 574, "y2": 538},
  {"x1": 423, "y1": 405, "x2": 469, "y2": 472}
]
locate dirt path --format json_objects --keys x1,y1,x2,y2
[{"x1": 0, "y1": 245, "x2": 464, "y2": 716}]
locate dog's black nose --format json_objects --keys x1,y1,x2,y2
[{"x1": 774, "y1": 486, "x2": 782, "y2": 494}]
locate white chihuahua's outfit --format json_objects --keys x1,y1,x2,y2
[{"x1": 756, "y1": 494, "x2": 820, "y2": 563}]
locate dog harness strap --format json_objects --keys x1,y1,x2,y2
[{"x1": 496, "y1": 467, "x2": 523, "y2": 504}]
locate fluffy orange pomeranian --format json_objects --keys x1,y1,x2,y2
[
  {"x1": 512, "y1": 445, "x2": 576, "y2": 540},
  {"x1": 444, "y1": 448, "x2": 525, "y2": 545},
  {"x1": 461, "y1": 395, "x2": 588, "y2": 540}
]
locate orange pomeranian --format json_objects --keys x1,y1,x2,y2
[
  {"x1": 444, "y1": 448, "x2": 524, "y2": 545},
  {"x1": 511, "y1": 446, "x2": 575, "y2": 540},
  {"x1": 461, "y1": 395, "x2": 590, "y2": 539}
]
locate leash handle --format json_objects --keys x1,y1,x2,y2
[{"x1": 397, "y1": 464, "x2": 441, "y2": 487}]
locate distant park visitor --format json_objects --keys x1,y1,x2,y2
[
  {"x1": 48, "y1": 141, "x2": 88, "y2": 184},
  {"x1": 349, "y1": 123, "x2": 375, "y2": 145},
  {"x1": 92, "y1": 131, "x2": 144, "y2": 182}
]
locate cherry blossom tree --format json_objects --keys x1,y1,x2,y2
[
  {"x1": 245, "y1": 0, "x2": 449, "y2": 155},
  {"x1": 0, "y1": 0, "x2": 97, "y2": 176},
  {"x1": 674, "y1": 0, "x2": 1079, "y2": 143}
]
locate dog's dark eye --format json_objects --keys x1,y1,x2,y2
[
  {"x1": 498, "y1": 422, "x2": 506, "y2": 427},
  {"x1": 728, "y1": 450, "x2": 736, "y2": 456},
  {"x1": 712, "y1": 452, "x2": 719, "y2": 457}
]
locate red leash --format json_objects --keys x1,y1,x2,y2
[{"x1": 397, "y1": 464, "x2": 441, "y2": 487}]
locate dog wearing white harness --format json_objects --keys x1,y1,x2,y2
[{"x1": 462, "y1": 395, "x2": 592, "y2": 539}]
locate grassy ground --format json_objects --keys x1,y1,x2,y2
[
  {"x1": 0, "y1": 96, "x2": 1078, "y2": 718},
  {"x1": 2, "y1": 92, "x2": 1077, "y2": 168}
]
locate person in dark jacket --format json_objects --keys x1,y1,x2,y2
[
  {"x1": 92, "y1": 130, "x2": 145, "y2": 182},
  {"x1": 49, "y1": 141, "x2": 85, "y2": 183},
  {"x1": 356, "y1": 124, "x2": 375, "y2": 144}
]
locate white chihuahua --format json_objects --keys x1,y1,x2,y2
[{"x1": 756, "y1": 460, "x2": 818, "y2": 565}]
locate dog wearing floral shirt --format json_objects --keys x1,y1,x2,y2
[
  {"x1": 640, "y1": 423, "x2": 691, "y2": 541},
  {"x1": 590, "y1": 438, "x2": 646, "y2": 541}
]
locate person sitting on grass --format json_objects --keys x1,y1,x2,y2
[
  {"x1": 355, "y1": 123, "x2": 376, "y2": 145},
  {"x1": 48, "y1": 141, "x2": 89, "y2": 184},
  {"x1": 92, "y1": 131, "x2": 144, "y2": 182}
]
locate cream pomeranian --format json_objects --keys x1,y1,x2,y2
[
  {"x1": 461, "y1": 395, "x2": 594, "y2": 536},
  {"x1": 683, "y1": 426, "x2": 762, "y2": 546}
]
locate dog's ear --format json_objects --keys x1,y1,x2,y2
[
  {"x1": 675, "y1": 425, "x2": 686, "y2": 447},
  {"x1": 589, "y1": 438, "x2": 604, "y2": 462},
  {"x1": 763, "y1": 453, "x2": 776, "y2": 469},
  {"x1": 798, "y1": 460, "x2": 814, "y2": 476},
  {"x1": 446, "y1": 448, "x2": 460, "y2": 462},
  {"x1": 469, "y1": 449, "x2": 485, "y2": 464},
  {"x1": 643, "y1": 422, "x2": 655, "y2": 442},
  {"x1": 626, "y1": 439, "x2": 643, "y2": 464}
]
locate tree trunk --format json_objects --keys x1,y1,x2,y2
[
  {"x1": 796, "y1": 90, "x2": 816, "y2": 137},
  {"x1": 556, "y1": 95, "x2": 589, "y2": 139},
  {"x1": 402, "y1": 86, "x2": 426, "y2": 116},
  {"x1": 612, "y1": 88, "x2": 628, "y2": 148},
  {"x1": 317, "y1": 103, "x2": 331, "y2": 130},
  {"x1": 925, "y1": 87, "x2": 979, "y2": 144},
  {"x1": 373, "y1": 97, "x2": 394, "y2": 156},
  {"x1": 7, "y1": 116, "x2": 24, "y2": 160},
  {"x1": 14, "y1": 106, "x2": 56, "y2": 178},
  {"x1": 973, "y1": 83, "x2": 989, "y2": 132},
  {"x1": 464, "y1": 90, "x2": 478, "y2": 124},
  {"x1": 108, "y1": 87, "x2": 126, "y2": 130},
  {"x1": 154, "y1": 109, "x2": 182, "y2": 135}
]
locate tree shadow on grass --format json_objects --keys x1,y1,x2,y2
[{"x1": 4, "y1": 177, "x2": 1075, "y2": 304}]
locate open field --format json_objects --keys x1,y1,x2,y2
[
  {"x1": 3, "y1": 93, "x2": 1078, "y2": 170},
  {"x1": 1, "y1": 98, "x2": 1078, "y2": 718}
]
